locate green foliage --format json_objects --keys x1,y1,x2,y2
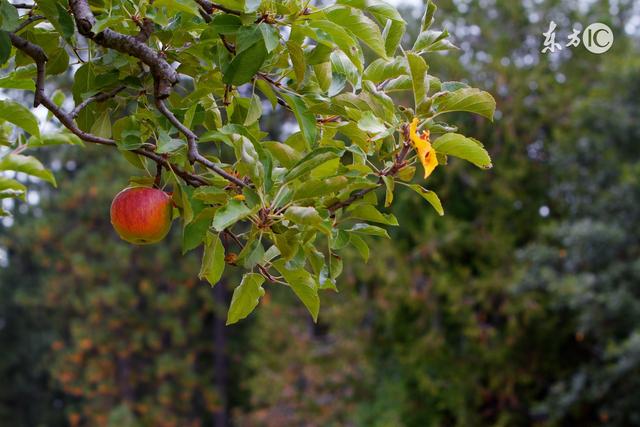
[{"x1": 0, "y1": 0, "x2": 495, "y2": 322}]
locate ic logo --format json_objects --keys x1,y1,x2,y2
[{"x1": 582, "y1": 23, "x2": 614, "y2": 54}]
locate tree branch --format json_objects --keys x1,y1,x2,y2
[
  {"x1": 11, "y1": 2, "x2": 34, "y2": 9},
  {"x1": 15, "y1": 14, "x2": 45, "y2": 33},
  {"x1": 71, "y1": 85, "x2": 127, "y2": 119},
  {"x1": 66, "y1": 0, "x2": 250, "y2": 188},
  {"x1": 69, "y1": 0, "x2": 177, "y2": 98},
  {"x1": 9, "y1": 32, "x2": 208, "y2": 188},
  {"x1": 194, "y1": 0, "x2": 242, "y2": 15},
  {"x1": 154, "y1": 99, "x2": 248, "y2": 188}
]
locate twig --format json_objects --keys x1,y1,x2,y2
[
  {"x1": 155, "y1": 99, "x2": 248, "y2": 188},
  {"x1": 220, "y1": 34, "x2": 235, "y2": 54},
  {"x1": 15, "y1": 14, "x2": 45, "y2": 33},
  {"x1": 153, "y1": 161, "x2": 162, "y2": 188},
  {"x1": 71, "y1": 86, "x2": 127, "y2": 118},
  {"x1": 223, "y1": 230, "x2": 278, "y2": 283},
  {"x1": 11, "y1": 3, "x2": 34, "y2": 9},
  {"x1": 328, "y1": 124, "x2": 412, "y2": 214},
  {"x1": 194, "y1": 0, "x2": 242, "y2": 15}
]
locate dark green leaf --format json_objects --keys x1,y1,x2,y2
[
  {"x1": 432, "y1": 133, "x2": 492, "y2": 169},
  {"x1": 432, "y1": 88, "x2": 496, "y2": 121},
  {"x1": 273, "y1": 260, "x2": 320, "y2": 322},
  {"x1": 211, "y1": 199, "x2": 251, "y2": 231},
  {"x1": 280, "y1": 93, "x2": 317, "y2": 148},
  {"x1": 0, "y1": 100, "x2": 40, "y2": 137},
  {"x1": 226, "y1": 273, "x2": 265, "y2": 325},
  {"x1": 199, "y1": 232, "x2": 226, "y2": 286}
]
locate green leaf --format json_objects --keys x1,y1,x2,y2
[
  {"x1": 90, "y1": 111, "x2": 112, "y2": 139},
  {"x1": 347, "y1": 223, "x2": 389, "y2": 238},
  {"x1": 273, "y1": 260, "x2": 320, "y2": 322},
  {"x1": 244, "y1": 94, "x2": 262, "y2": 126},
  {"x1": 420, "y1": 0, "x2": 437, "y2": 31},
  {"x1": 153, "y1": 0, "x2": 200, "y2": 17},
  {"x1": 357, "y1": 111, "x2": 386, "y2": 134},
  {"x1": 326, "y1": 5, "x2": 387, "y2": 58},
  {"x1": 284, "y1": 206, "x2": 326, "y2": 229},
  {"x1": 112, "y1": 116, "x2": 142, "y2": 150},
  {"x1": 222, "y1": 38, "x2": 267, "y2": 86},
  {"x1": 313, "y1": 62, "x2": 332, "y2": 92},
  {"x1": 263, "y1": 141, "x2": 302, "y2": 168},
  {"x1": 236, "y1": 25, "x2": 264, "y2": 54},
  {"x1": 183, "y1": 207, "x2": 216, "y2": 253},
  {"x1": 199, "y1": 232, "x2": 226, "y2": 286},
  {"x1": 0, "y1": 154, "x2": 56, "y2": 186},
  {"x1": 405, "y1": 52, "x2": 428, "y2": 109},
  {"x1": 0, "y1": 0, "x2": 18, "y2": 31},
  {"x1": 330, "y1": 50, "x2": 359, "y2": 88},
  {"x1": 28, "y1": 132, "x2": 82, "y2": 147},
  {"x1": 0, "y1": 176, "x2": 26, "y2": 200},
  {"x1": 414, "y1": 29, "x2": 457, "y2": 53},
  {"x1": 407, "y1": 184, "x2": 444, "y2": 215},
  {"x1": 280, "y1": 93, "x2": 317, "y2": 148},
  {"x1": 0, "y1": 99, "x2": 40, "y2": 137},
  {"x1": 286, "y1": 41, "x2": 305, "y2": 84},
  {"x1": 284, "y1": 147, "x2": 342, "y2": 182},
  {"x1": 363, "y1": 57, "x2": 407, "y2": 83},
  {"x1": 293, "y1": 176, "x2": 348, "y2": 200},
  {"x1": 36, "y1": 0, "x2": 75, "y2": 40},
  {"x1": 211, "y1": 199, "x2": 251, "y2": 231},
  {"x1": 432, "y1": 133, "x2": 492, "y2": 169},
  {"x1": 0, "y1": 30, "x2": 11, "y2": 66},
  {"x1": 383, "y1": 175, "x2": 394, "y2": 207},
  {"x1": 349, "y1": 204, "x2": 398, "y2": 225},
  {"x1": 204, "y1": 14, "x2": 242, "y2": 37},
  {"x1": 348, "y1": 233, "x2": 369, "y2": 262},
  {"x1": 156, "y1": 130, "x2": 185, "y2": 154},
  {"x1": 0, "y1": 69, "x2": 35, "y2": 90},
  {"x1": 340, "y1": 0, "x2": 406, "y2": 56},
  {"x1": 308, "y1": 19, "x2": 363, "y2": 71},
  {"x1": 226, "y1": 273, "x2": 265, "y2": 325},
  {"x1": 432, "y1": 88, "x2": 496, "y2": 121},
  {"x1": 273, "y1": 230, "x2": 299, "y2": 261},
  {"x1": 258, "y1": 22, "x2": 279, "y2": 52}
]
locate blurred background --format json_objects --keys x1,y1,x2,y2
[{"x1": 2, "y1": 0, "x2": 640, "y2": 426}]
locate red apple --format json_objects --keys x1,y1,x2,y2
[{"x1": 110, "y1": 187, "x2": 173, "y2": 245}]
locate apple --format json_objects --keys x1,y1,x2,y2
[{"x1": 110, "y1": 187, "x2": 173, "y2": 245}]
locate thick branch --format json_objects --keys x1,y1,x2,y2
[
  {"x1": 8, "y1": 32, "x2": 47, "y2": 107},
  {"x1": 69, "y1": 0, "x2": 177, "y2": 98}
]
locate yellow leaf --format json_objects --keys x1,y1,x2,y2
[{"x1": 409, "y1": 118, "x2": 438, "y2": 179}]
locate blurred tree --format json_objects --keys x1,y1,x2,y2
[
  {"x1": 516, "y1": 56, "x2": 640, "y2": 425},
  {"x1": 0, "y1": 147, "x2": 245, "y2": 427},
  {"x1": 236, "y1": 1, "x2": 640, "y2": 426}
]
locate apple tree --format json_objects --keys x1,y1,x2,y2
[{"x1": 0, "y1": 0, "x2": 495, "y2": 323}]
